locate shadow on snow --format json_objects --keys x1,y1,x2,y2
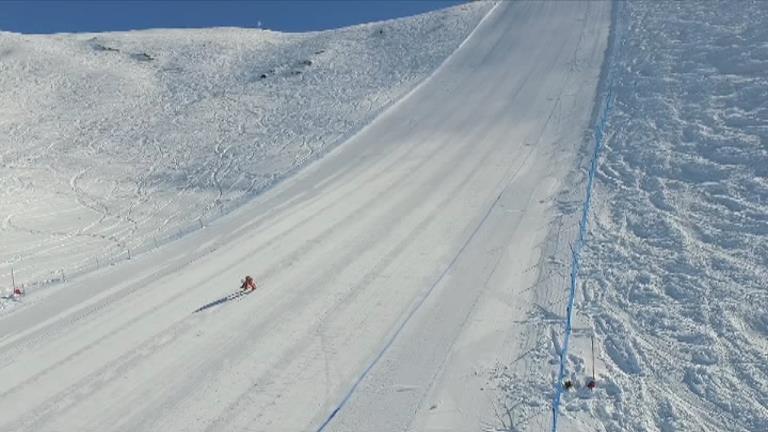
[{"x1": 194, "y1": 290, "x2": 249, "y2": 313}]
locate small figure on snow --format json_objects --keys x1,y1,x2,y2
[
  {"x1": 13, "y1": 286, "x2": 24, "y2": 297},
  {"x1": 586, "y1": 379, "x2": 597, "y2": 391},
  {"x1": 241, "y1": 275, "x2": 256, "y2": 292}
]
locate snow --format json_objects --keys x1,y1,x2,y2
[
  {"x1": 537, "y1": 2, "x2": 768, "y2": 431},
  {"x1": 0, "y1": 0, "x2": 618, "y2": 430},
  {"x1": 5, "y1": 0, "x2": 761, "y2": 431},
  {"x1": 0, "y1": 1, "x2": 492, "y2": 296}
]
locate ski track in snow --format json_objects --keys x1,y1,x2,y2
[{"x1": 0, "y1": 2, "x2": 492, "y2": 298}]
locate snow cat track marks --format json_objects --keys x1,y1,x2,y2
[
  {"x1": 0, "y1": 130, "x2": 416, "y2": 357},
  {"x1": 479, "y1": 22, "x2": 598, "y2": 425},
  {"x1": 0, "y1": 268, "x2": 216, "y2": 394},
  {"x1": 123, "y1": 97, "x2": 535, "y2": 432},
  {"x1": 201, "y1": 137, "x2": 537, "y2": 432},
  {"x1": 4, "y1": 93, "x2": 505, "y2": 430},
  {"x1": 2, "y1": 315, "x2": 204, "y2": 432},
  {"x1": 0, "y1": 116, "x2": 430, "y2": 359},
  {"x1": 0, "y1": 235, "x2": 230, "y2": 360}
]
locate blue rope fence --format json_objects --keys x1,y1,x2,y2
[{"x1": 550, "y1": 2, "x2": 623, "y2": 431}]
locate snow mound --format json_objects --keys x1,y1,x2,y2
[{"x1": 0, "y1": 2, "x2": 492, "y2": 295}]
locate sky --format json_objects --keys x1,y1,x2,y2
[{"x1": 0, "y1": 1, "x2": 466, "y2": 34}]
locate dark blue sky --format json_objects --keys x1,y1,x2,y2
[{"x1": 0, "y1": 1, "x2": 466, "y2": 34}]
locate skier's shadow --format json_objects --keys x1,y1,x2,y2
[{"x1": 194, "y1": 290, "x2": 247, "y2": 313}]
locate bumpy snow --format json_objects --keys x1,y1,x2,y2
[
  {"x1": 0, "y1": 1, "x2": 491, "y2": 294},
  {"x1": 539, "y1": 2, "x2": 768, "y2": 431}
]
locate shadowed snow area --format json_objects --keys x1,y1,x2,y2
[
  {"x1": 552, "y1": 2, "x2": 768, "y2": 431},
  {"x1": 0, "y1": 1, "x2": 491, "y2": 293}
]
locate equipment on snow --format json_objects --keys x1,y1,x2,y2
[{"x1": 587, "y1": 334, "x2": 597, "y2": 390}]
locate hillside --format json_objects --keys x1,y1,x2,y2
[{"x1": 0, "y1": 1, "x2": 492, "y2": 292}]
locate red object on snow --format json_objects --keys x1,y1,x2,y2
[
  {"x1": 586, "y1": 379, "x2": 596, "y2": 390},
  {"x1": 13, "y1": 287, "x2": 23, "y2": 296},
  {"x1": 241, "y1": 275, "x2": 256, "y2": 291}
]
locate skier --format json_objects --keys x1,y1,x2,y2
[
  {"x1": 241, "y1": 275, "x2": 256, "y2": 292},
  {"x1": 586, "y1": 379, "x2": 597, "y2": 391}
]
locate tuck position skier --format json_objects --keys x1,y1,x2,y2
[{"x1": 241, "y1": 275, "x2": 256, "y2": 292}]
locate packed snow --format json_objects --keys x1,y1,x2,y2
[
  {"x1": 3, "y1": 1, "x2": 762, "y2": 431},
  {"x1": 0, "y1": 1, "x2": 491, "y2": 295},
  {"x1": 0, "y1": 1, "x2": 617, "y2": 430}
]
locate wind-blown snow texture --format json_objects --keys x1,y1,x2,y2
[
  {"x1": 0, "y1": 2, "x2": 491, "y2": 293},
  {"x1": 554, "y1": 2, "x2": 768, "y2": 431},
  {"x1": 493, "y1": 2, "x2": 768, "y2": 431}
]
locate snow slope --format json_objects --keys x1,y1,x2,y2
[
  {"x1": 0, "y1": 1, "x2": 613, "y2": 431},
  {"x1": 0, "y1": 1, "x2": 491, "y2": 294},
  {"x1": 545, "y1": 2, "x2": 768, "y2": 431}
]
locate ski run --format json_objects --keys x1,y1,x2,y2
[{"x1": 1, "y1": 1, "x2": 766, "y2": 431}]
